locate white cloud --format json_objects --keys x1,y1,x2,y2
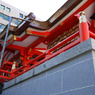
[{"x1": 2, "y1": 0, "x2": 67, "y2": 21}]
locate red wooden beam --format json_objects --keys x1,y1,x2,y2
[
  {"x1": 27, "y1": 52, "x2": 46, "y2": 65},
  {"x1": 0, "y1": 75, "x2": 11, "y2": 80},
  {"x1": 27, "y1": 29, "x2": 50, "y2": 37},
  {"x1": 13, "y1": 66, "x2": 25, "y2": 74},
  {"x1": 1, "y1": 66, "x2": 11, "y2": 70},
  {"x1": 4, "y1": 61, "x2": 18, "y2": 66},
  {"x1": 14, "y1": 34, "x2": 29, "y2": 41},
  {"x1": 30, "y1": 49, "x2": 43, "y2": 55},
  {"x1": 0, "y1": 69, "x2": 11, "y2": 74},
  {"x1": 7, "y1": 44, "x2": 26, "y2": 51},
  {"x1": 89, "y1": 31, "x2": 95, "y2": 39}
]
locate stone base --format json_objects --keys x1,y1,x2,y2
[{"x1": 2, "y1": 38, "x2": 95, "y2": 95}]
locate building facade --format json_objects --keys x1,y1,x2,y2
[{"x1": 0, "y1": 0, "x2": 27, "y2": 32}]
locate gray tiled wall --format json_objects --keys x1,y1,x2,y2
[{"x1": 2, "y1": 39, "x2": 95, "y2": 95}]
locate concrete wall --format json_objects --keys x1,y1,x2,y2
[{"x1": 2, "y1": 38, "x2": 95, "y2": 95}]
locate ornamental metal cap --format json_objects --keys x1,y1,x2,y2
[
  {"x1": 79, "y1": 11, "x2": 85, "y2": 16},
  {"x1": 79, "y1": 11, "x2": 86, "y2": 23}
]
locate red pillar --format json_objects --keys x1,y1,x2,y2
[{"x1": 79, "y1": 12, "x2": 89, "y2": 42}]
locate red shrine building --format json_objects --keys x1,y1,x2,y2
[{"x1": 0, "y1": 0, "x2": 95, "y2": 94}]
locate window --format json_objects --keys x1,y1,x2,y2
[
  {"x1": 15, "y1": 20, "x2": 21, "y2": 25},
  {"x1": 3, "y1": 15, "x2": 10, "y2": 21},
  {"x1": 0, "y1": 24, "x2": 6, "y2": 33},
  {"x1": 0, "y1": 5, "x2": 5, "y2": 10},
  {"x1": 0, "y1": 13, "x2": 10, "y2": 21},
  {"x1": 0, "y1": 13, "x2": 3, "y2": 18},
  {"x1": 0, "y1": 24, "x2": 6, "y2": 29},
  {"x1": 6, "y1": 7, "x2": 11, "y2": 12},
  {"x1": 19, "y1": 13, "x2": 23, "y2": 18}
]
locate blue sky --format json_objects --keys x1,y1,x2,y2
[{"x1": 3, "y1": 0, "x2": 67, "y2": 21}]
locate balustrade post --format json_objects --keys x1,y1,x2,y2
[{"x1": 11, "y1": 61, "x2": 16, "y2": 78}]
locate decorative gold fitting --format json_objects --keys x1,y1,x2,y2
[
  {"x1": 27, "y1": 31, "x2": 32, "y2": 35},
  {"x1": 26, "y1": 28, "x2": 32, "y2": 34},
  {"x1": 14, "y1": 35, "x2": 16, "y2": 40},
  {"x1": 20, "y1": 56, "x2": 21, "y2": 60},
  {"x1": 29, "y1": 48, "x2": 32, "y2": 52},
  {"x1": 60, "y1": 22, "x2": 63, "y2": 26},
  {"x1": 12, "y1": 61, "x2": 16, "y2": 70},
  {"x1": 27, "y1": 56, "x2": 30, "y2": 60}
]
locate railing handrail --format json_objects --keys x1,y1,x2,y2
[{"x1": 13, "y1": 31, "x2": 80, "y2": 75}]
